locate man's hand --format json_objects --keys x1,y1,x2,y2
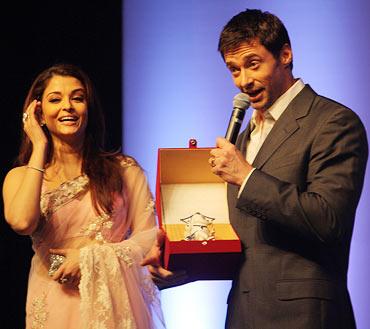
[
  {"x1": 141, "y1": 229, "x2": 189, "y2": 289},
  {"x1": 209, "y1": 137, "x2": 253, "y2": 186},
  {"x1": 147, "y1": 265, "x2": 189, "y2": 290}
]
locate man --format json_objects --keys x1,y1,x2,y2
[{"x1": 208, "y1": 8, "x2": 368, "y2": 329}]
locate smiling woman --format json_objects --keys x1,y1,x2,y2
[
  {"x1": 2, "y1": 63, "x2": 165, "y2": 329},
  {"x1": 42, "y1": 76, "x2": 88, "y2": 139}
]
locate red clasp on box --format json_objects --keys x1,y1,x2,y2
[{"x1": 188, "y1": 138, "x2": 197, "y2": 148}]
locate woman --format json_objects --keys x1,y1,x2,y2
[{"x1": 2, "y1": 63, "x2": 165, "y2": 329}]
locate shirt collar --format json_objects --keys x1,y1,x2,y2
[
  {"x1": 268, "y1": 78, "x2": 305, "y2": 121},
  {"x1": 251, "y1": 78, "x2": 305, "y2": 125}
]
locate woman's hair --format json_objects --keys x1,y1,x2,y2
[
  {"x1": 218, "y1": 9, "x2": 293, "y2": 69},
  {"x1": 17, "y1": 63, "x2": 125, "y2": 215}
]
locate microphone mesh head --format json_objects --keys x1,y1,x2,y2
[{"x1": 233, "y1": 93, "x2": 250, "y2": 110}]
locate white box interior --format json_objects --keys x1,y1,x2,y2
[{"x1": 161, "y1": 182, "x2": 229, "y2": 224}]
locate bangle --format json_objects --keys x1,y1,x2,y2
[{"x1": 26, "y1": 165, "x2": 45, "y2": 173}]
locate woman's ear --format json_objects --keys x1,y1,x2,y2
[{"x1": 36, "y1": 101, "x2": 46, "y2": 126}]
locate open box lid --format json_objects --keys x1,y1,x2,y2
[
  {"x1": 155, "y1": 143, "x2": 242, "y2": 279},
  {"x1": 156, "y1": 147, "x2": 228, "y2": 226}
]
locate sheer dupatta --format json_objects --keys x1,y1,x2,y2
[
  {"x1": 79, "y1": 163, "x2": 165, "y2": 329},
  {"x1": 30, "y1": 160, "x2": 165, "y2": 329}
]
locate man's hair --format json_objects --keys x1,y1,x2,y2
[{"x1": 218, "y1": 9, "x2": 293, "y2": 69}]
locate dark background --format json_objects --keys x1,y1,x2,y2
[{"x1": 0, "y1": 2, "x2": 122, "y2": 328}]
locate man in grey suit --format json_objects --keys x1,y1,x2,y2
[{"x1": 209, "y1": 9, "x2": 368, "y2": 329}]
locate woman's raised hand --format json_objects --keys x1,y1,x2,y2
[{"x1": 23, "y1": 99, "x2": 48, "y2": 148}]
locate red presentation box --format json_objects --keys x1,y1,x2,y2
[{"x1": 155, "y1": 143, "x2": 241, "y2": 281}]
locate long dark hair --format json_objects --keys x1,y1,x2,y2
[{"x1": 17, "y1": 63, "x2": 126, "y2": 215}]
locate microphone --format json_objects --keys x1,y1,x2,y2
[{"x1": 225, "y1": 93, "x2": 250, "y2": 144}]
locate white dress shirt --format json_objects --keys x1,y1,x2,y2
[{"x1": 237, "y1": 78, "x2": 305, "y2": 197}]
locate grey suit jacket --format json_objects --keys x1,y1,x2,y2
[{"x1": 226, "y1": 85, "x2": 368, "y2": 329}]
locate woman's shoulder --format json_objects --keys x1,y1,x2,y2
[
  {"x1": 106, "y1": 152, "x2": 141, "y2": 169},
  {"x1": 117, "y1": 154, "x2": 140, "y2": 169},
  {"x1": 2, "y1": 166, "x2": 27, "y2": 191},
  {"x1": 99, "y1": 151, "x2": 140, "y2": 168},
  {"x1": 4, "y1": 165, "x2": 27, "y2": 179},
  {"x1": 99, "y1": 152, "x2": 145, "y2": 178},
  {"x1": 113, "y1": 154, "x2": 148, "y2": 182}
]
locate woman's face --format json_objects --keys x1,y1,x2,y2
[{"x1": 40, "y1": 75, "x2": 88, "y2": 144}]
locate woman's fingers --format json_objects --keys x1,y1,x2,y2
[
  {"x1": 50, "y1": 249, "x2": 81, "y2": 287},
  {"x1": 49, "y1": 248, "x2": 68, "y2": 256},
  {"x1": 23, "y1": 100, "x2": 48, "y2": 147}
]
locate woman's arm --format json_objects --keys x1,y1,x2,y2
[{"x1": 2, "y1": 100, "x2": 48, "y2": 235}]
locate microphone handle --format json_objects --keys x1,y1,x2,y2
[{"x1": 225, "y1": 108, "x2": 246, "y2": 144}]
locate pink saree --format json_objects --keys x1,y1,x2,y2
[{"x1": 26, "y1": 160, "x2": 165, "y2": 329}]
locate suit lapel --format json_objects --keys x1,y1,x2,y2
[
  {"x1": 237, "y1": 123, "x2": 253, "y2": 157},
  {"x1": 252, "y1": 85, "x2": 317, "y2": 169}
]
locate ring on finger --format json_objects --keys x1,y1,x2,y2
[
  {"x1": 22, "y1": 112, "x2": 29, "y2": 124},
  {"x1": 59, "y1": 277, "x2": 69, "y2": 284},
  {"x1": 210, "y1": 157, "x2": 216, "y2": 167}
]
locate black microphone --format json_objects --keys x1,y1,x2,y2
[{"x1": 225, "y1": 93, "x2": 250, "y2": 144}]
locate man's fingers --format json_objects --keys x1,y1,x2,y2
[
  {"x1": 149, "y1": 266, "x2": 190, "y2": 290},
  {"x1": 141, "y1": 253, "x2": 160, "y2": 267},
  {"x1": 157, "y1": 228, "x2": 166, "y2": 245},
  {"x1": 153, "y1": 276, "x2": 190, "y2": 290},
  {"x1": 150, "y1": 266, "x2": 186, "y2": 279},
  {"x1": 141, "y1": 228, "x2": 167, "y2": 266},
  {"x1": 216, "y1": 137, "x2": 230, "y2": 148}
]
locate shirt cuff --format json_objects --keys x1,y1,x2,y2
[{"x1": 237, "y1": 168, "x2": 256, "y2": 198}]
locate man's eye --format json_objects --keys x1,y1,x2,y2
[
  {"x1": 229, "y1": 67, "x2": 240, "y2": 74},
  {"x1": 249, "y1": 61, "x2": 260, "y2": 69}
]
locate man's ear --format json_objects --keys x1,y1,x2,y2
[{"x1": 280, "y1": 43, "x2": 293, "y2": 68}]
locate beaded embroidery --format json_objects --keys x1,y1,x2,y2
[
  {"x1": 40, "y1": 175, "x2": 89, "y2": 220},
  {"x1": 145, "y1": 199, "x2": 155, "y2": 214},
  {"x1": 29, "y1": 292, "x2": 48, "y2": 329},
  {"x1": 80, "y1": 212, "x2": 114, "y2": 243},
  {"x1": 39, "y1": 158, "x2": 136, "y2": 221},
  {"x1": 140, "y1": 273, "x2": 160, "y2": 305},
  {"x1": 114, "y1": 246, "x2": 133, "y2": 267},
  {"x1": 120, "y1": 157, "x2": 137, "y2": 168}
]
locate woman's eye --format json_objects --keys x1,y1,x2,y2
[
  {"x1": 72, "y1": 96, "x2": 85, "y2": 102},
  {"x1": 49, "y1": 98, "x2": 60, "y2": 103}
]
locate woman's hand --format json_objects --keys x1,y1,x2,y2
[
  {"x1": 141, "y1": 229, "x2": 189, "y2": 289},
  {"x1": 49, "y1": 248, "x2": 81, "y2": 288},
  {"x1": 23, "y1": 99, "x2": 48, "y2": 149}
]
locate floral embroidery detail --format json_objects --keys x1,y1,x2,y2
[
  {"x1": 80, "y1": 212, "x2": 113, "y2": 243},
  {"x1": 79, "y1": 245, "x2": 139, "y2": 328},
  {"x1": 40, "y1": 175, "x2": 89, "y2": 220},
  {"x1": 120, "y1": 157, "x2": 137, "y2": 168},
  {"x1": 145, "y1": 199, "x2": 155, "y2": 214},
  {"x1": 119, "y1": 318, "x2": 136, "y2": 328},
  {"x1": 29, "y1": 292, "x2": 48, "y2": 329},
  {"x1": 114, "y1": 246, "x2": 133, "y2": 267},
  {"x1": 140, "y1": 273, "x2": 160, "y2": 306}
]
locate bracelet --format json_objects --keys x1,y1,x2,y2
[{"x1": 26, "y1": 165, "x2": 45, "y2": 173}]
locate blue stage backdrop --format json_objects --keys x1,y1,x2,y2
[{"x1": 122, "y1": 1, "x2": 370, "y2": 328}]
